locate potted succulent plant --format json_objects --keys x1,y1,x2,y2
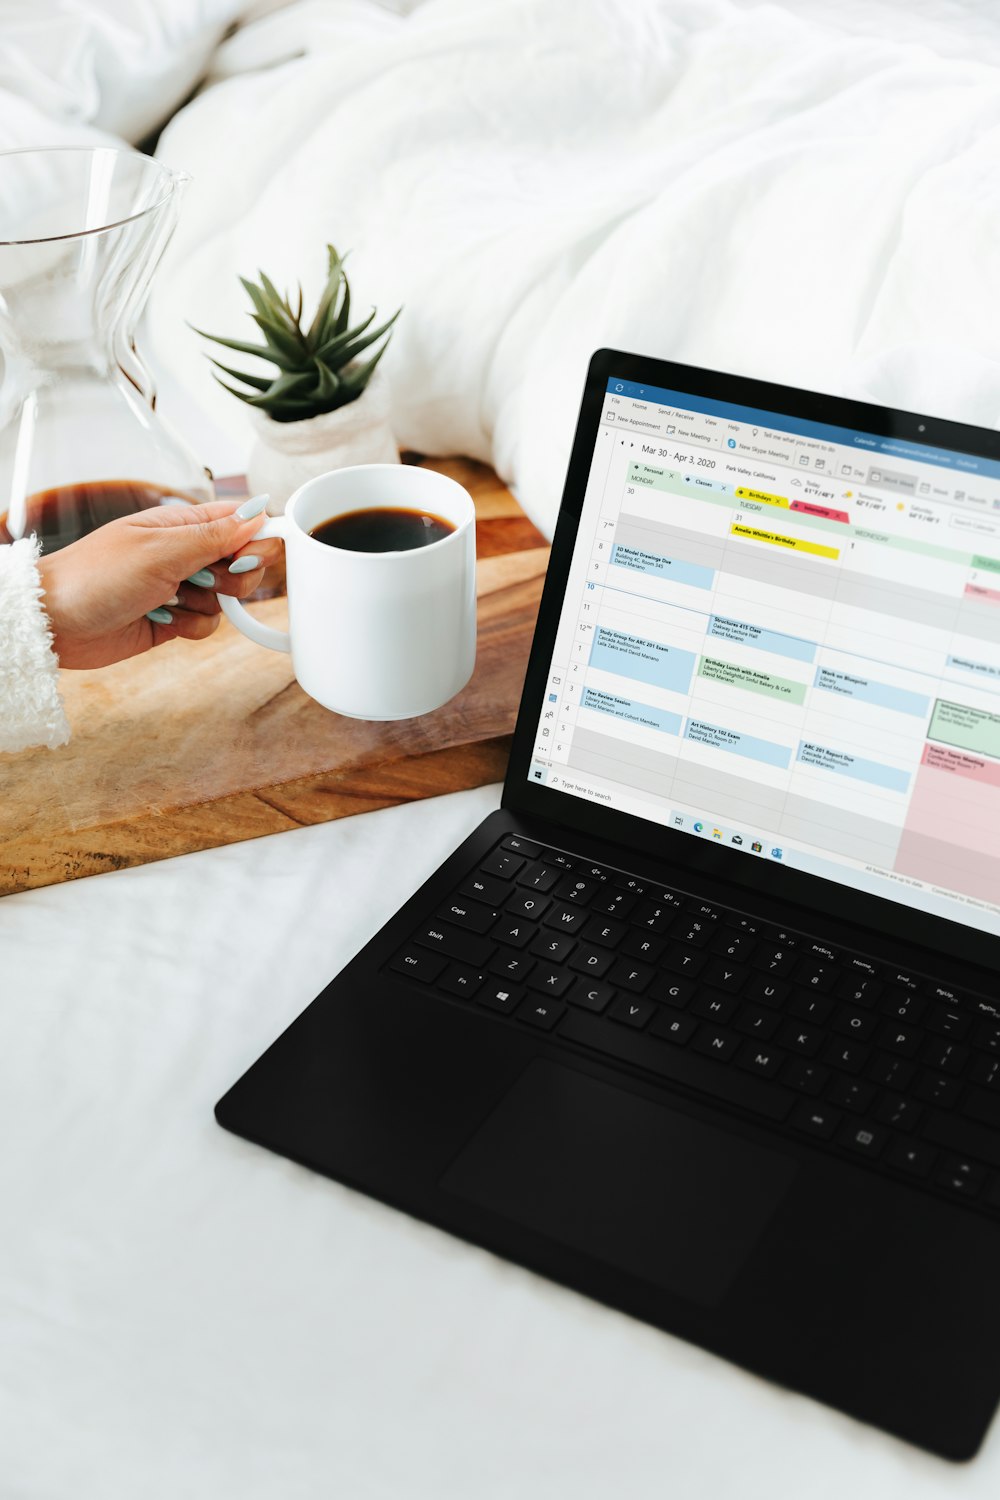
[{"x1": 193, "y1": 244, "x2": 401, "y2": 509}]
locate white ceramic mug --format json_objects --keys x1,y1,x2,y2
[{"x1": 220, "y1": 465, "x2": 477, "y2": 719}]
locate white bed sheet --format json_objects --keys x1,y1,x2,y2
[
  {"x1": 145, "y1": 0, "x2": 1000, "y2": 539},
  {"x1": 3, "y1": 783, "x2": 1000, "y2": 1497}
]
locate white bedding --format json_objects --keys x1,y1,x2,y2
[{"x1": 143, "y1": 0, "x2": 1000, "y2": 537}]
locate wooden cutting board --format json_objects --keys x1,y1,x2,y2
[{"x1": 0, "y1": 455, "x2": 549, "y2": 896}]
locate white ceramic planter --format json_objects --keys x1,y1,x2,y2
[{"x1": 245, "y1": 365, "x2": 399, "y2": 512}]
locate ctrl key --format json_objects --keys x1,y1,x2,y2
[{"x1": 390, "y1": 948, "x2": 446, "y2": 984}]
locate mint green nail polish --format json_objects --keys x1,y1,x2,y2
[
  {"x1": 146, "y1": 607, "x2": 173, "y2": 625},
  {"x1": 235, "y1": 492, "x2": 268, "y2": 521},
  {"x1": 165, "y1": 595, "x2": 179, "y2": 607},
  {"x1": 187, "y1": 569, "x2": 215, "y2": 587},
  {"x1": 228, "y1": 555, "x2": 261, "y2": 574}
]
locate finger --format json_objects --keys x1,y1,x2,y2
[
  {"x1": 150, "y1": 608, "x2": 222, "y2": 645},
  {"x1": 173, "y1": 583, "x2": 223, "y2": 616},
  {"x1": 182, "y1": 536, "x2": 284, "y2": 599},
  {"x1": 134, "y1": 495, "x2": 273, "y2": 576}
]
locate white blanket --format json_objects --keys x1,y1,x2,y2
[{"x1": 145, "y1": 0, "x2": 1000, "y2": 537}]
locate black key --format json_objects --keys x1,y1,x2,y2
[
  {"x1": 670, "y1": 916, "x2": 714, "y2": 946},
  {"x1": 692, "y1": 990, "x2": 737, "y2": 1026},
  {"x1": 934, "y1": 1157, "x2": 986, "y2": 1198},
  {"x1": 530, "y1": 932, "x2": 576, "y2": 963},
  {"x1": 725, "y1": 915, "x2": 763, "y2": 937},
  {"x1": 567, "y1": 979, "x2": 614, "y2": 1014},
  {"x1": 557, "y1": 1010, "x2": 793, "y2": 1121},
  {"x1": 831, "y1": 1007, "x2": 877, "y2": 1042},
  {"x1": 489, "y1": 949, "x2": 535, "y2": 983},
  {"x1": 501, "y1": 834, "x2": 541, "y2": 858},
  {"x1": 880, "y1": 989, "x2": 927, "y2": 1025},
  {"x1": 970, "y1": 1055, "x2": 1000, "y2": 1091},
  {"x1": 977, "y1": 1020, "x2": 1000, "y2": 1054},
  {"x1": 823, "y1": 1040, "x2": 869, "y2": 1075},
  {"x1": 607, "y1": 958, "x2": 655, "y2": 994},
  {"x1": 439, "y1": 963, "x2": 486, "y2": 998},
  {"x1": 479, "y1": 982, "x2": 523, "y2": 1014},
  {"x1": 460, "y1": 872, "x2": 511, "y2": 907},
  {"x1": 528, "y1": 965, "x2": 573, "y2": 998},
  {"x1": 577, "y1": 862, "x2": 610, "y2": 882},
  {"x1": 736, "y1": 1042, "x2": 784, "y2": 1079},
  {"x1": 827, "y1": 1077, "x2": 875, "y2": 1114},
  {"x1": 622, "y1": 931, "x2": 665, "y2": 964},
  {"x1": 914, "y1": 1073, "x2": 963, "y2": 1109},
  {"x1": 648, "y1": 974, "x2": 696, "y2": 1009},
  {"x1": 439, "y1": 899, "x2": 499, "y2": 934},
  {"x1": 613, "y1": 874, "x2": 646, "y2": 896},
  {"x1": 963, "y1": 1087, "x2": 1000, "y2": 1132},
  {"x1": 542, "y1": 902, "x2": 589, "y2": 934},
  {"x1": 662, "y1": 944, "x2": 707, "y2": 979},
  {"x1": 555, "y1": 873, "x2": 599, "y2": 904},
  {"x1": 602, "y1": 960, "x2": 656, "y2": 996},
  {"x1": 692, "y1": 1025, "x2": 739, "y2": 1062},
  {"x1": 608, "y1": 996, "x2": 656, "y2": 1030},
  {"x1": 632, "y1": 901, "x2": 676, "y2": 934},
  {"x1": 702, "y1": 958, "x2": 749, "y2": 995},
  {"x1": 390, "y1": 948, "x2": 446, "y2": 984},
  {"x1": 517, "y1": 997, "x2": 565, "y2": 1031},
  {"x1": 505, "y1": 890, "x2": 551, "y2": 920},
  {"x1": 591, "y1": 890, "x2": 638, "y2": 920},
  {"x1": 516, "y1": 860, "x2": 561, "y2": 892},
  {"x1": 777, "y1": 1020, "x2": 823, "y2": 1057},
  {"x1": 568, "y1": 946, "x2": 614, "y2": 979},
  {"x1": 711, "y1": 930, "x2": 757, "y2": 963},
  {"x1": 541, "y1": 847, "x2": 574, "y2": 868},
  {"x1": 649, "y1": 1010, "x2": 697, "y2": 1045},
  {"x1": 867, "y1": 1052, "x2": 916, "y2": 1091},
  {"x1": 872, "y1": 1093, "x2": 921, "y2": 1132},
  {"x1": 876, "y1": 1021, "x2": 920, "y2": 1058},
  {"x1": 754, "y1": 946, "x2": 796, "y2": 978},
  {"x1": 789, "y1": 992, "x2": 834, "y2": 1025},
  {"x1": 734, "y1": 1006, "x2": 780, "y2": 1041},
  {"x1": 582, "y1": 916, "x2": 627, "y2": 948},
  {"x1": 785, "y1": 1060, "x2": 828, "y2": 1095},
  {"x1": 791, "y1": 1100, "x2": 840, "y2": 1138},
  {"x1": 745, "y1": 975, "x2": 789, "y2": 1009},
  {"x1": 885, "y1": 1139, "x2": 936, "y2": 1178},
  {"x1": 922, "y1": 1039, "x2": 968, "y2": 1076},
  {"x1": 416, "y1": 923, "x2": 494, "y2": 967},
  {"x1": 922, "y1": 1110, "x2": 1000, "y2": 1169},
  {"x1": 794, "y1": 959, "x2": 837, "y2": 992},
  {"x1": 649, "y1": 888, "x2": 685, "y2": 911},
  {"x1": 492, "y1": 916, "x2": 536, "y2": 950},
  {"x1": 836, "y1": 972, "x2": 882, "y2": 1007},
  {"x1": 926, "y1": 1004, "x2": 971, "y2": 1041},
  {"x1": 803, "y1": 940, "x2": 838, "y2": 965},
  {"x1": 837, "y1": 1120, "x2": 887, "y2": 1157},
  {"x1": 480, "y1": 850, "x2": 524, "y2": 880}
]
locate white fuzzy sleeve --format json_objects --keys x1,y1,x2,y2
[{"x1": 0, "y1": 539, "x2": 71, "y2": 753}]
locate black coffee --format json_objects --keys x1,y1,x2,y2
[{"x1": 309, "y1": 506, "x2": 455, "y2": 552}]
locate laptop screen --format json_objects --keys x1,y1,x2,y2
[{"x1": 527, "y1": 375, "x2": 1000, "y2": 939}]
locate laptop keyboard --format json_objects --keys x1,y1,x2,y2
[{"x1": 386, "y1": 834, "x2": 1000, "y2": 1218}]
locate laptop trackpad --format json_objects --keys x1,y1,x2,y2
[{"x1": 440, "y1": 1058, "x2": 798, "y2": 1307}]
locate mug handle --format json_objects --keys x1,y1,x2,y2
[{"x1": 218, "y1": 514, "x2": 291, "y2": 653}]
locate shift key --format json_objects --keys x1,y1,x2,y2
[
  {"x1": 558, "y1": 1009, "x2": 794, "y2": 1122},
  {"x1": 415, "y1": 922, "x2": 494, "y2": 967}
]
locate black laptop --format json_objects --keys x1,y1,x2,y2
[{"x1": 217, "y1": 350, "x2": 1000, "y2": 1460}]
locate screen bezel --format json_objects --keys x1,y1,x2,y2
[{"x1": 503, "y1": 348, "x2": 1000, "y2": 976}]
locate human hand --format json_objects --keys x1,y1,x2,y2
[{"x1": 36, "y1": 497, "x2": 282, "y2": 670}]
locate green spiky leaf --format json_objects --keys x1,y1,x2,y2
[{"x1": 191, "y1": 244, "x2": 400, "y2": 422}]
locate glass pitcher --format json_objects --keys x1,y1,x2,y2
[{"x1": 0, "y1": 146, "x2": 212, "y2": 553}]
